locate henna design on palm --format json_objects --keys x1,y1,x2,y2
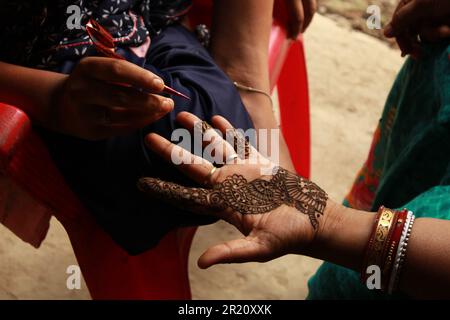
[{"x1": 138, "y1": 167, "x2": 328, "y2": 230}]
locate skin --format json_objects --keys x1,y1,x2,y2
[
  {"x1": 0, "y1": 58, "x2": 174, "y2": 140},
  {"x1": 384, "y1": 0, "x2": 450, "y2": 57},
  {"x1": 140, "y1": 112, "x2": 450, "y2": 299},
  {"x1": 209, "y1": 0, "x2": 317, "y2": 171},
  {"x1": 285, "y1": 0, "x2": 318, "y2": 39},
  {"x1": 1, "y1": 1, "x2": 316, "y2": 149}
]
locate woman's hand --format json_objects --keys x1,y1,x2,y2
[
  {"x1": 384, "y1": 0, "x2": 450, "y2": 57},
  {"x1": 51, "y1": 57, "x2": 174, "y2": 140},
  {"x1": 138, "y1": 112, "x2": 332, "y2": 268},
  {"x1": 285, "y1": 0, "x2": 317, "y2": 39}
]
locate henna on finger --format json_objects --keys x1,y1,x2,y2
[
  {"x1": 193, "y1": 120, "x2": 214, "y2": 134},
  {"x1": 138, "y1": 177, "x2": 227, "y2": 213},
  {"x1": 138, "y1": 167, "x2": 328, "y2": 231},
  {"x1": 228, "y1": 128, "x2": 251, "y2": 159},
  {"x1": 195, "y1": 120, "x2": 250, "y2": 164},
  {"x1": 201, "y1": 121, "x2": 214, "y2": 133},
  {"x1": 194, "y1": 120, "x2": 226, "y2": 166}
]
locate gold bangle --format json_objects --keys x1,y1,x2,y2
[
  {"x1": 233, "y1": 81, "x2": 273, "y2": 107},
  {"x1": 366, "y1": 207, "x2": 397, "y2": 271}
]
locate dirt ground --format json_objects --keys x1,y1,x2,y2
[
  {"x1": 0, "y1": 14, "x2": 404, "y2": 299},
  {"x1": 318, "y1": 0, "x2": 398, "y2": 45}
]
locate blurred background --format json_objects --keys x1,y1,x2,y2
[
  {"x1": 0, "y1": 1, "x2": 404, "y2": 299},
  {"x1": 318, "y1": 0, "x2": 398, "y2": 44}
]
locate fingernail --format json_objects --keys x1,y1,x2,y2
[
  {"x1": 153, "y1": 78, "x2": 164, "y2": 90},
  {"x1": 384, "y1": 24, "x2": 394, "y2": 37},
  {"x1": 162, "y1": 98, "x2": 174, "y2": 109}
]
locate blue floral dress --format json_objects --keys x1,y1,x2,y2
[{"x1": 1, "y1": 0, "x2": 191, "y2": 67}]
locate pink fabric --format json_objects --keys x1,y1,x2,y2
[{"x1": 129, "y1": 36, "x2": 151, "y2": 58}]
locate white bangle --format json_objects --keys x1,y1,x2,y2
[{"x1": 387, "y1": 211, "x2": 415, "y2": 294}]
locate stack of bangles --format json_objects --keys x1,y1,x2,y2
[{"x1": 361, "y1": 206, "x2": 416, "y2": 294}]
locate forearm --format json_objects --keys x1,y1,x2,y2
[
  {"x1": 0, "y1": 61, "x2": 65, "y2": 127},
  {"x1": 305, "y1": 201, "x2": 450, "y2": 298},
  {"x1": 210, "y1": 0, "x2": 276, "y2": 128},
  {"x1": 211, "y1": 0, "x2": 274, "y2": 91},
  {"x1": 400, "y1": 218, "x2": 450, "y2": 299},
  {"x1": 210, "y1": 1, "x2": 294, "y2": 170},
  {"x1": 303, "y1": 201, "x2": 374, "y2": 272}
]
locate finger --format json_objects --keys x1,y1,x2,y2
[
  {"x1": 197, "y1": 237, "x2": 273, "y2": 269},
  {"x1": 419, "y1": 24, "x2": 450, "y2": 42},
  {"x1": 90, "y1": 115, "x2": 170, "y2": 139},
  {"x1": 145, "y1": 133, "x2": 220, "y2": 185},
  {"x1": 395, "y1": 33, "x2": 414, "y2": 56},
  {"x1": 137, "y1": 177, "x2": 227, "y2": 214},
  {"x1": 211, "y1": 115, "x2": 259, "y2": 161},
  {"x1": 396, "y1": 32, "x2": 421, "y2": 58},
  {"x1": 84, "y1": 122, "x2": 162, "y2": 140},
  {"x1": 388, "y1": 0, "x2": 420, "y2": 57},
  {"x1": 301, "y1": 0, "x2": 317, "y2": 32},
  {"x1": 287, "y1": 0, "x2": 304, "y2": 39},
  {"x1": 81, "y1": 78, "x2": 174, "y2": 112},
  {"x1": 177, "y1": 112, "x2": 237, "y2": 165},
  {"x1": 95, "y1": 105, "x2": 171, "y2": 126},
  {"x1": 77, "y1": 57, "x2": 165, "y2": 92},
  {"x1": 384, "y1": 0, "x2": 423, "y2": 37}
]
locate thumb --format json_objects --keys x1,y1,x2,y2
[{"x1": 197, "y1": 237, "x2": 274, "y2": 269}]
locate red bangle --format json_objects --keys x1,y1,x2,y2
[
  {"x1": 360, "y1": 208, "x2": 382, "y2": 283},
  {"x1": 381, "y1": 209, "x2": 408, "y2": 291},
  {"x1": 361, "y1": 206, "x2": 398, "y2": 284}
]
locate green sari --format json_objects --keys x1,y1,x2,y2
[{"x1": 307, "y1": 42, "x2": 450, "y2": 299}]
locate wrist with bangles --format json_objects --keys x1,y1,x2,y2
[{"x1": 361, "y1": 206, "x2": 416, "y2": 294}]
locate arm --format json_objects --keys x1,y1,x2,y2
[
  {"x1": 210, "y1": 0, "x2": 295, "y2": 170},
  {"x1": 139, "y1": 112, "x2": 450, "y2": 299},
  {"x1": 307, "y1": 204, "x2": 450, "y2": 299},
  {"x1": 0, "y1": 59, "x2": 172, "y2": 140},
  {"x1": 210, "y1": 0, "x2": 275, "y2": 129},
  {"x1": 0, "y1": 61, "x2": 65, "y2": 127}
]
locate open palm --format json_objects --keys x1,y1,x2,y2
[{"x1": 138, "y1": 112, "x2": 327, "y2": 268}]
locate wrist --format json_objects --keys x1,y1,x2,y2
[
  {"x1": 240, "y1": 91, "x2": 275, "y2": 121},
  {"x1": 40, "y1": 73, "x2": 68, "y2": 132},
  {"x1": 0, "y1": 63, "x2": 67, "y2": 128},
  {"x1": 225, "y1": 66, "x2": 270, "y2": 92},
  {"x1": 236, "y1": 91, "x2": 295, "y2": 171},
  {"x1": 305, "y1": 200, "x2": 376, "y2": 271},
  {"x1": 316, "y1": 200, "x2": 349, "y2": 245},
  {"x1": 212, "y1": 46, "x2": 270, "y2": 91}
]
